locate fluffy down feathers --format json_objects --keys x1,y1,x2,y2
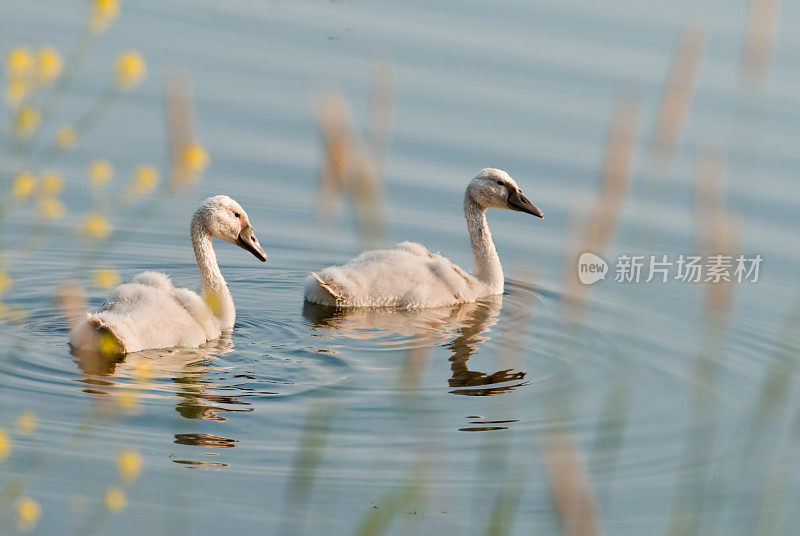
[
  {"x1": 304, "y1": 241, "x2": 484, "y2": 308},
  {"x1": 70, "y1": 271, "x2": 221, "y2": 353}
]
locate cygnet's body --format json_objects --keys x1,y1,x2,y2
[
  {"x1": 70, "y1": 195, "x2": 267, "y2": 354},
  {"x1": 304, "y1": 168, "x2": 543, "y2": 308}
]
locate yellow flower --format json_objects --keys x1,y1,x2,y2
[
  {"x1": 36, "y1": 47, "x2": 62, "y2": 82},
  {"x1": 5, "y1": 78, "x2": 27, "y2": 107},
  {"x1": 3, "y1": 306, "x2": 27, "y2": 324},
  {"x1": 183, "y1": 143, "x2": 209, "y2": 173},
  {"x1": 116, "y1": 389, "x2": 140, "y2": 413},
  {"x1": 16, "y1": 497, "x2": 40, "y2": 533},
  {"x1": 128, "y1": 164, "x2": 159, "y2": 197},
  {"x1": 90, "y1": 0, "x2": 120, "y2": 34},
  {"x1": 117, "y1": 449, "x2": 143, "y2": 482},
  {"x1": 93, "y1": 267, "x2": 119, "y2": 289},
  {"x1": 104, "y1": 486, "x2": 127, "y2": 512},
  {"x1": 88, "y1": 159, "x2": 113, "y2": 186},
  {"x1": 82, "y1": 212, "x2": 111, "y2": 239},
  {"x1": 38, "y1": 197, "x2": 65, "y2": 220},
  {"x1": 131, "y1": 359, "x2": 153, "y2": 382},
  {"x1": 0, "y1": 272, "x2": 10, "y2": 294},
  {"x1": 203, "y1": 289, "x2": 222, "y2": 316},
  {"x1": 14, "y1": 106, "x2": 40, "y2": 139},
  {"x1": 12, "y1": 172, "x2": 37, "y2": 200},
  {"x1": 6, "y1": 47, "x2": 33, "y2": 77},
  {"x1": 115, "y1": 51, "x2": 145, "y2": 90},
  {"x1": 56, "y1": 125, "x2": 77, "y2": 148},
  {"x1": 41, "y1": 172, "x2": 63, "y2": 195},
  {"x1": 17, "y1": 411, "x2": 38, "y2": 436},
  {"x1": 98, "y1": 332, "x2": 122, "y2": 356},
  {"x1": 0, "y1": 428, "x2": 9, "y2": 460}
]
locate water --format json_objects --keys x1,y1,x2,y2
[{"x1": 1, "y1": 0, "x2": 800, "y2": 534}]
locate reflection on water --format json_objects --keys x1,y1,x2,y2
[
  {"x1": 71, "y1": 335, "x2": 245, "y2": 469},
  {"x1": 171, "y1": 460, "x2": 230, "y2": 470},
  {"x1": 460, "y1": 415, "x2": 520, "y2": 432},
  {"x1": 174, "y1": 433, "x2": 239, "y2": 448},
  {"x1": 303, "y1": 294, "x2": 528, "y2": 399},
  {"x1": 446, "y1": 296, "x2": 527, "y2": 396}
]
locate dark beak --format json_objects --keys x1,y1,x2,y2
[
  {"x1": 507, "y1": 188, "x2": 544, "y2": 218},
  {"x1": 236, "y1": 225, "x2": 267, "y2": 262}
]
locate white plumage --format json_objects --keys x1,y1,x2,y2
[
  {"x1": 70, "y1": 195, "x2": 267, "y2": 354},
  {"x1": 305, "y1": 168, "x2": 543, "y2": 308}
]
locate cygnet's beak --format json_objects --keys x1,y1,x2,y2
[
  {"x1": 236, "y1": 225, "x2": 267, "y2": 262},
  {"x1": 507, "y1": 188, "x2": 544, "y2": 218}
]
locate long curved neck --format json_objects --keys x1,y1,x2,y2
[
  {"x1": 464, "y1": 195, "x2": 504, "y2": 293},
  {"x1": 191, "y1": 224, "x2": 235, "y2": 329}
]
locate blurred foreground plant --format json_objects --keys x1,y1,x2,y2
[
  {"x1": 0, "y1": 2, "x2": 206, "y2": 535},
  {"x1": 314, "y1": 61, "x2": 394, "y2": 248}
]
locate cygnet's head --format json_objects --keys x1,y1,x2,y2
[
  {"x1": 466, "y1": 168, "x2": 544, "y2": 218},
  {"x1": 192, "y1": 195, "x2": 267, "y2": 261}
]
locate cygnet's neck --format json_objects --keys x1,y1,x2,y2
[
  {"x1": 464, "y1": 194, "x2": 504, "y2": 293},
  {"x1": 191, "y1": 219, "x2": 235, "y2": 329}
]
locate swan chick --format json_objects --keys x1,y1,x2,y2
[
  {"x1": 304, "y1": 168, "x2": 542, "y2": 308},
  {"x1": 70, "y1": 195, "x2": 267, "y2": 354}
]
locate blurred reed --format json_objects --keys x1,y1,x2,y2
[
  {"x1": 741, "y1": 0, "x2": 782, "y2": 91},
  {"x1": 662, "y1": 147, "x2": 737, "y2": 536},
  {"x1": 542, "y1": 431, "x2": 604, "y2": 536},
  {"x1": 645, "y1": 27, "x2": 705, "y2": 182},
  {"x1": 166, "y1": 70, "x2": 208, "y2": 191},
  {"x1": 279, "y1": 398, "x2": 338, "y2": 536},
  {"x1": 477, "y1": 292, "x2": 535, "y2": 536},
  {"x1": 353, "y1": 462, "x2": 426, "y2": 536},
  {"x1": 562, "y1": 95, "x2": 639, "y2": 317},
  {"x1": 314, "y1": 62, "x2": 394, "y2": 249},
  {"x1": 543, "y1": 93, "x2": 640, "y2": 536},
  {"x1": 351, "y1": 343, "x2": 438, "y2": 535}
]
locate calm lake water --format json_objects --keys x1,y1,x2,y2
[{"x1": 2, "y1": 0, "x2": 800, "y2": 534}]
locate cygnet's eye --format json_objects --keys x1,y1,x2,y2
[
  {"x1": 496, "y1": 180, "x2": 503, "y2": 186},
  {"x1": 234, "y1": 212, "x2": 241, "y2": 218}
]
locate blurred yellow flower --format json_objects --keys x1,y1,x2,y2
[
  {"x1": 14, "y1": 106, "x2": 40, "y2": 139},
  {"x1": 38, "y1": 197, "x2": 65, "y2": 220},
  {"x1": 90, "y1": 0, "x2": 120, "y2": 34},
  {"x1": 183, "y1": 143, "x2": 209, "y2": 173},
  {"x1": 36, "y1": 47, "x2": 62, "y2": 82},
  {"x1": 17, "y1": 411, "x2": 38, "y2": 436},
  {"x1": 0, "y1": 428, "x2": 9, "y2": 460},
  {"x1": 5, "y1": 78, "x2": 27, "y2": 107},
  {"x1": 93, "y1": 267, "x2": 119, "y2": 289},
  {"x1": 56, "y1": 125, "x2": 77, "y2": 148},
  {"x1": 128, "y1": 164, "x2": 159, "y2": 197},
  {"x1": 117, "y1": 449, "x2": 143, "y2": 482},
  {"x1": 88, "y1": 159, "x2": 113, "y2": 186},
  {"x1": 115, "y1": 51, "x2": 145, "y2": 90},
  {"x1": 16, "y1": 497, "x2": 40, "y2": 533},
  {"x1": 98, "y1": 332, "x2": 122, "y2": 356},
  {"x1": 3, "y1": 306, "x2": 27, "y2": 324},
  {"x1": 6, "y1": 47, "x2": 33, "y2": 77},
  {"x1": 131, "y1": 359, "x2": 153, "y2": 382},
  {"x1": 116, "y1": 389, "x2": 140, "y2": 413},
  {"x1": 41, "y1": 172, "x2": 63, "y2": 195},
  {"x1": 104, "y1": 486, "x2": 127, "y2": 512},
  {"x1": 12, "y1": 172, "x2": 37, "y2": 200},
  {"x1": 82, "y1": 212, "x2": 111, "y2": 239},
  {"x1": 203, "y1": 289, "x2": 222, "y2": 316},
  {"x1": 0, "y1": 272, "x2": 10, "y2": 295}
]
